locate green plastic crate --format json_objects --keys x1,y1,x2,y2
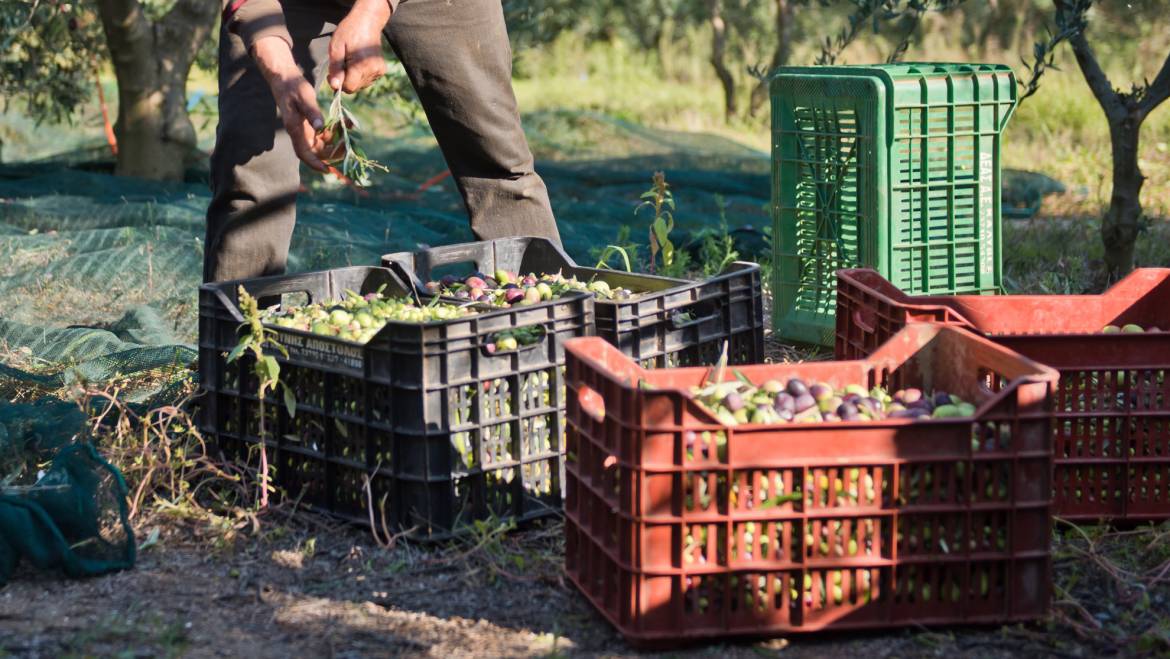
[{"x1": 771, "y1": 63, "x2": 1017, "y2": 346}]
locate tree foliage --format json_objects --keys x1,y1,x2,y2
[{"x1": 0, "y1": 0, "x2": 104, "y2": 124}]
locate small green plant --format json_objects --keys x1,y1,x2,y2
[
  {"x1": 697, "y1": 194, "x2": 740, "y2": 277},
  {"x1": 322, "y1": 89, "x2": 389, "y2": 187},
  {"x1": 227, "y1": 286, "x2": 297, "y2": 509},
  {"x1": 636, "y1": 171, "x2": 691, "y2": 277},
  {"x1": 591, "y1": 225, "x2": 640, "y2": 271}
]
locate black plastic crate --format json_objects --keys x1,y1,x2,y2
[
  {"x1": 198, "y1": 266, "x2": 593, "y2": 539},
  {"x1": 382, "y1": 237, "x2": 765, "y2": 368}
]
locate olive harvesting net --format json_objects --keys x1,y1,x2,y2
[
  {"x1": 0, "y1": 110, "x2": 772, "y2": 581},
  {"x1": 0, "y1": 400, "x2": 135, "y2": 586}
]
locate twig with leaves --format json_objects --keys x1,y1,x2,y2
[
  {"x1": 321, "y1": 89, "x2": 389, "y2": 188},
  {"x1": 227, "y1": 286, "x2": 297, "y2": 509},
  {"x1": 1019, "y1": 0, "x2": 1090, "y2": 102}
]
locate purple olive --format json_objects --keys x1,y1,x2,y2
[
  {"x1": 522, "y1": 275, "x2": 538, "y2": 287},
  {"x1": 933, "y1": 391, "x2": 952, "y2": 407},
  {"x1": 786, "y1": 379, "x2": 809, "y2": 397},
  {"x1": 794, "y1": 393, "x2": 816, "y2": 412},
  {"x1": 476, "y1": 294, "x2": 491, "y2": 302},
  {"x1": 777, "y1": 409, "x2": 794, "y2": 422},
  {"x1": 454, "y1": 290, "x2": 470, "y2": 300},
  {"x1": 484, "y1": 277, "x2": 498, "y2": 288},
  {"x1": 837, "y1": 402, "x2": 859, "y2": 418},
  {"x1": 504, "y1": 288, "x2": 526, "y2": 304},
  {"x1": 440, "y1": 274, "x2": 459, "y2": 287},
  {"x1": 889, "y1": 409, "x2": 918, "y2": 419},
  {"x1": 724, "y1": 392, "x2": 745, "y2": 412},
  {"x1": 843, "y1": 393, "x2": 861, "y2": 404},
  {"x1": 774, "y1": 392, "x2": 796, "y2": 414},
  {"x1": 809, "y1": 382, "x2": 833, "y2": 402},
  {"x1": 909, "y1": 398, "x2": 934, "y2": 412}
]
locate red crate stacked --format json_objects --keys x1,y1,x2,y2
[
  {"x1": 563, "y1": 324, "x2": 1056, "y2": 646},
  {"x1": 837, "y1": 268, "x2": 1170, "y2": 522}
]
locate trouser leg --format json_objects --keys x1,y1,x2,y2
[
  {"x1": 385, "y1": 0, "x2": 561, "y2": 245},
  {"x1": 203, "y1": 1, "x2": 345, "y2": 283}
]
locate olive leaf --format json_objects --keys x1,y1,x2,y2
[
  {"x1": 760, "y1": 492, "x2": 802, "y2": 509},
  {"x1": 593, "y1": 244, "x2": 633, "y2": 272},
  {"x1": 282, "y1": 383, "x2": 297, "y2": 419}
]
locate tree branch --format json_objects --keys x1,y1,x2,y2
[
  {"x1": 1138, "y1": 50, "x2": 1170, "y2": 118},
  {"x1": 159, "y1": 0, "x2": 218, "y2": 71},
  {"x1": 1055, "y1": 0, "x2": 1124, "y2": 123},
  {"x1": 1066, "y1": 33, "x2": 1123, "y2": 119},
  {"x1": 96, "y1": 0, "x2": 155, "y2": 95}
]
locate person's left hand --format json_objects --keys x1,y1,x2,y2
[{"x1": 328, "y1": 0, "x2": 392, "y2": 93}]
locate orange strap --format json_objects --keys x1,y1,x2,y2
[{"x1": 95, "y1": 66, "x2": 117, "y2": 156}]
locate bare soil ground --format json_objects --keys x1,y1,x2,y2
[{"x1": 3, "y1": 510, "x2": 1161, "y2": 659}]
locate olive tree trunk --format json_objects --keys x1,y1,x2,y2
[
  {"x1": 748, "y1": 0, "x2": 794, "y2": 117},
  {"x1": 1102, "y1": 116, "x2": 1144, "y2": 276},
  {"x1": 706, "y1": 0, "x2": 736, "y2": 121},
  {"x1": 97, "y1": 0, "x2": 217, "y2": 180},
  {"x1": 1059, "y1": 5, "x2": 1170, "y2": 278}
]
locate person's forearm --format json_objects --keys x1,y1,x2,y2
[{"x1": 253, "y1": 37, "x2": 305, "y2": 86}]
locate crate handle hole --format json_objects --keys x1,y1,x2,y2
[
  {"x1": 483, "y1": 324, "x2": 549, "y2": 356},
  {"x1": 281, "y1": 291, "x2": 310, "y2": 310},
  {"x1": 669, "y1": 305, "x2": 722, "y2": 330},
  {"x1": 578, "y1": 385, "x2": 606, "y2": 422}
]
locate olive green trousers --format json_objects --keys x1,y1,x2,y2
[{"x1": 203, "y1": 0, "x2": 560, "y2": 283}]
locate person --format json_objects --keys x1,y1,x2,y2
[{"x1": 203, "y1": 0, "x2": 561, "y2": 283}]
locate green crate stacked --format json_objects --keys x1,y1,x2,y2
[{"x1": 771, "y1": 63, "x2": 1017, "y2": 347}]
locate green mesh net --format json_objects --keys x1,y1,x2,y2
[
  {"x1": 0, "y1": 110, "x2": 773, "y2": 583},
  {"x1": 0, "y1": 400, "x2": 135, "y2": 585}
]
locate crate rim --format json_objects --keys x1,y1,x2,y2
[
  {"x1": 565, "y1": 322, "x2": 1059, "y2": 425},
  {"x1": 380, "y1": 236, "x2": 764, "y2": 312},
  {"x1": 200, "y1": 264, "x2": 594, "y2": 334},
  {"x1": 838, "y1": 266, "x2": 1170, "y2": 339}
]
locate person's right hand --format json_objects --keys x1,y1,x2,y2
[{"x1": 252, "y1": 36, "x2": 329, "y2": 172}]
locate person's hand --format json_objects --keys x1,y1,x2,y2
[
  {"x1": 327, "y1": 0, "x2": 392, "y2": 93},
  {"x1": 252, "y1": 37, "x2": 328, "y2": 172}
]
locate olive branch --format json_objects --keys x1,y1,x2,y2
[{"x1": 323, "y1": 89, "x2": 389, "y2": 188}]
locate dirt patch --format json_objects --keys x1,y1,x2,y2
[{"x1": 4, "y1": 512, "x2": 1157, "y2": 658}]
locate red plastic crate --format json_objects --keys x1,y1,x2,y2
[
  {"x1": 837, "y1": 268, "x2": 1170, "y2": 522},
  {"x1": 563, "y1": 324, "x2": 1056, "y2": 646}
]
